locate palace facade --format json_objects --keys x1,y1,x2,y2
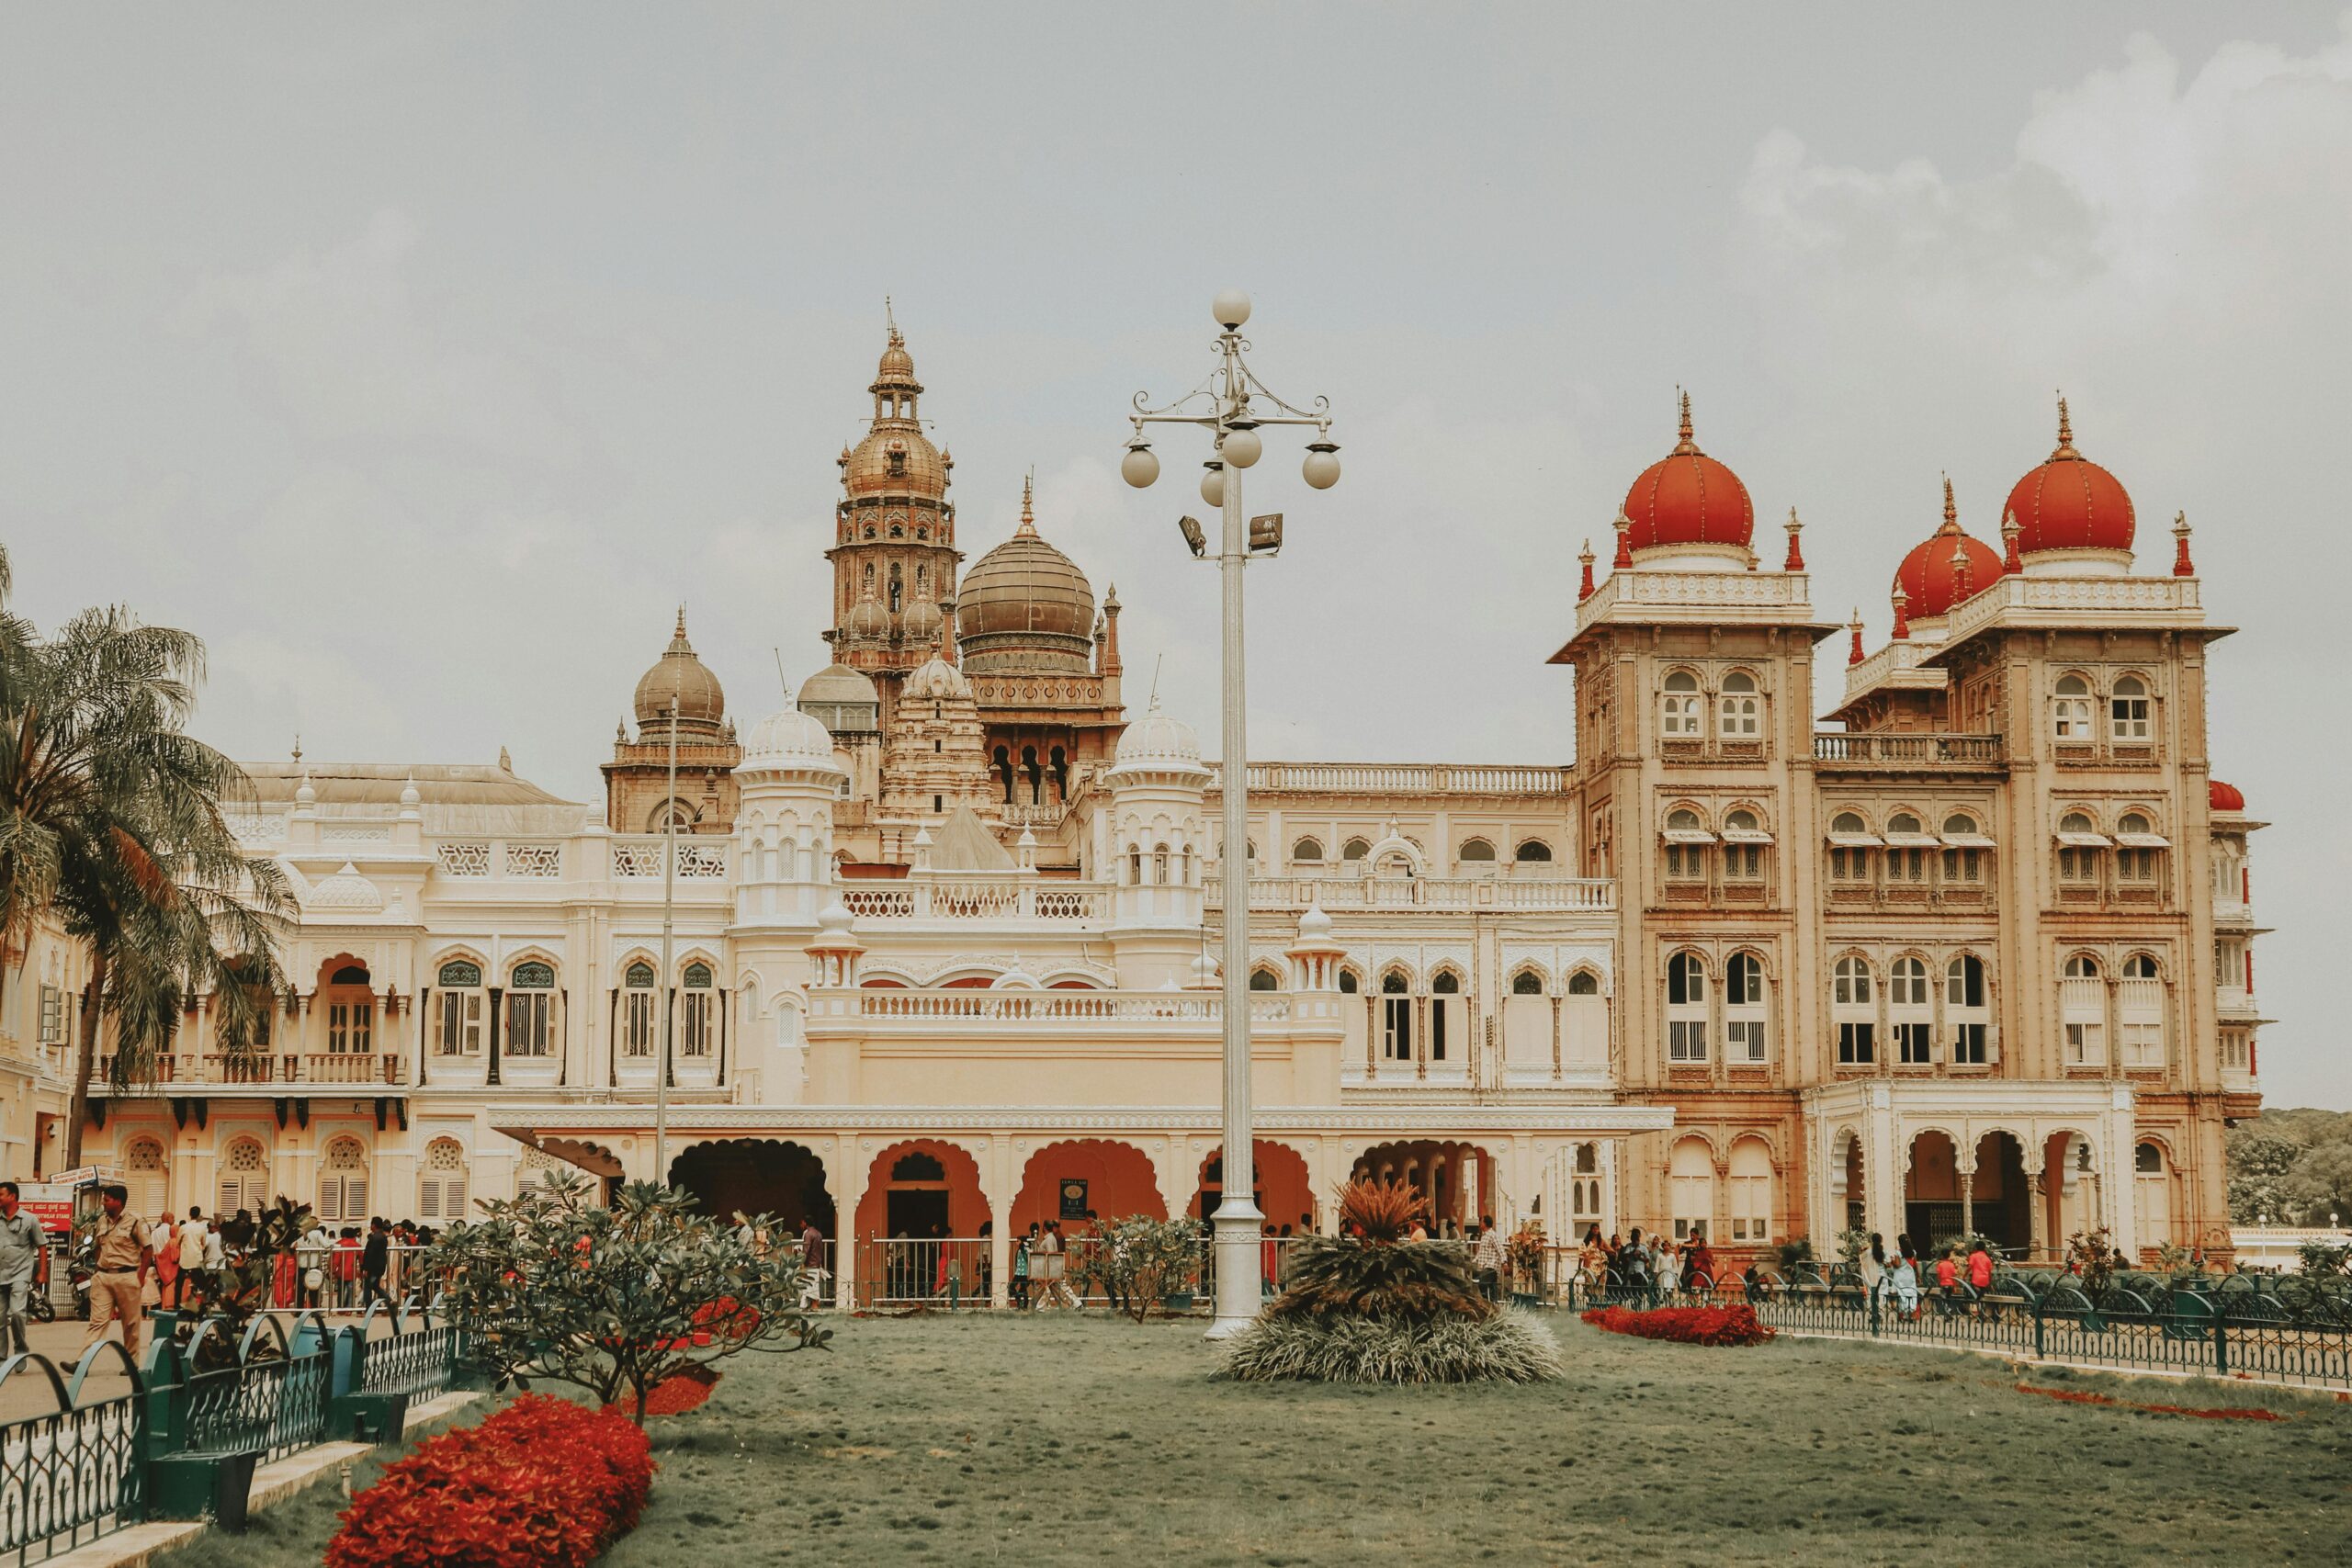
[{"x1": 60, "y1": 322, "x2": 2267, "y2": 1299}]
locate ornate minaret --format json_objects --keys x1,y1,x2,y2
[{"x1": 826, "y1": 305, "x2": 963, "y2": 710}]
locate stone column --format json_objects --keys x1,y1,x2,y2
[
  {"x1": 831, "y1": 1135, "x2": 855, "y2": 1312},
  {"x1": 1958, "y1": 1166, "x2": 1975, "y2": 1239},
  {"x1": 2026, "y1": 1171, "x2": 2048, "y2": 1261}
]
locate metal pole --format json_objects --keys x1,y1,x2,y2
[
  {"x1": 655, "y1": 693, "x2": 676, "y2": 1184},
  {"x1": 1206, "y1": 330, "x2": 1263, "y2": 1338}
]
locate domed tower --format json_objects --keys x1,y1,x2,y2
[
  {"x1": 1618, "y1": 390, "x2": 1757, "y2": 570},
  {"x1": 604, "y1": 609, "x2": 741, "y2": 833},
  {"x1": 955, "y1": 477, "x2": 1128, "y2": 821},
  {"x1": 2002, "y1": 396, "x2": 2136, "y2": 574},
  {"x1": 1892, "y1": 476, "x2": 2006, "y2": 631},
  {"x1": 732, "y1": 705, "x2": 848, "y2": 931},
  {"x1": 1100, "y1": 700, "x2": 1210, "y2": 981},
  {"x1": 826, "y1": 307, "x2": 962, "y2": 694}
]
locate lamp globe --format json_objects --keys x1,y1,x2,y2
[
  {"x1": 1200, "y1": 463, "x2": 1227, "y2": 508},
  {"x1": 1220, "y1": 425, "x2": 1262, "y2": 469},
  {"x1": 1121, "y1": 439, "x2": 1160, "y2": 489},
  {"x1": 1302, "y1": 441, "x2": 1341, "y2": 491},
  {"x1": 1213, "y1": 289, "x2": 1252, "y2": 330}
]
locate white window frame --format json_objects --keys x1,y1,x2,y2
[
  {"x1": 2110, "y1": 675, "x2": 2151, "y2": 742},
  {"x1": 1946, "y1": 953, "x2": 1990, "y2": 1065},
  {"x1": 1666, "y1": 953, "x2": 1708, "y2": 1064},
  {"x1": 2062, "y1": 956, "x2": 2106, "y2": 1066},
  {"x1": 1718, "y1": 671, "x2": 1760, "y2": 739},
  {"x1": 1727, "y1": 1141, "x2": 1772, "y2": 1245},
  {"x1": 2118, "y1": 957, "x2": 2165, "y2": 1068},
  {"x1": 506, "y1": 963, "x2": 555, "y2": 1057},
  {"x1": 2053, "y1": 674, "x2": 2096, "y2": 741},
  {"x1": 434, "y1": 961, "x2": 484, "y2": 1055},
  {"x1": 1660, "y1": 671, "x2": 1702, "y2": 739},
  {"x1": 1724, "y1": 952, "x2": 1768, "y2": 1064},
  {"x1": 1833, "y1": 955, "x2": 1875, "y2": 1065},
  {"x1": 622, "y1": 961, "x2": 659, "y2": 1058},
  {"x1": 682, "y1": 963, "x2": 716, "y2": 1058},
  {"x1": 1888, "y1": 956, "x2": 1933, "y2": 1065}
]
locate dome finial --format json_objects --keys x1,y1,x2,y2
[
  {"x1": 1950, "y1": 536, "x2": 1973, "y2": 600},
  {"x1": 1577, "y1": 538, "x2": 1596, "y2": 602},
  {"x1": 886, "y1": 294, "x2": 900, "y2": 347},
  {"x1": 2172, "y1": 510, "x2": 2195, "y2": 577},
  {"x1": 1847, "y1": 607, "x2": 1865, "y2": 666},
  {"x1": 1016, "y1": 470, "x2": 1036, "y2": 536},
  {"x1": 1611, "y1": 507, "x2": 1634, "y2": 570},
  {"x1": 2052, "y1": 392, "x2": 2076, "y2": 459},
  {"x1": 1940, "y1": 473, "x2": 1958, "y2": 533},
  {"x1": 1672, "y1": 388, "x2": 1698, "y2": 456},
  {"x1": 1891, "y1": 582, "x2": 1910, "y2": 641},
  {"x1": 2001, "y1": 508, "x2": 2024, "y2": 574},
  {"x1": 669, "y1": 604, "x2": 692, "y2": 654},
  {"x1": 1783, "y1": 507, "x2": 1805, "y2": 571}
]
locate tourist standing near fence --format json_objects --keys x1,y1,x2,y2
[
  {"x1": 84, "y1": 1185, "x2": 150, "y2": 1359},
  {"x1": 359, "y1": 1218, "x2": 393, "y2": 1311},
  {"x1": 0, "y1": 1183, "x2": 45, "y2": 1356}
]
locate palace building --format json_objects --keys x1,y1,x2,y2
[{"x1": 57, "y1": 323, "x2": 2266, "y2": 1300}]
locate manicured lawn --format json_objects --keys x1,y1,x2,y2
[{"x1": 161, "y1": 1313, "x2": 2352, "y2": 1566}]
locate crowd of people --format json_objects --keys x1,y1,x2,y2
[{"x1": 1572, "y1": 1224, "x2": 1721, "y2": 1296}]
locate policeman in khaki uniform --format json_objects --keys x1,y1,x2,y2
[{"x1": 85, "y1": 1184, "x2": 153, "y2": 1359}]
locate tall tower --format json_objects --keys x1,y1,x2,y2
[{"x1": 827, "y1": 307, "x2": 962, "y2": 721}]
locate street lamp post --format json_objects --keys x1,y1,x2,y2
[{"x1": 1123, "y1": 291, "x2": 1340, "y2": 1337}]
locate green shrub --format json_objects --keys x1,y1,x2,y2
[{"x1": 1221, "y1": 1310, "x2": 1563, "y2": 1384}]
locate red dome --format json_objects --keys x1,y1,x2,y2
[
  {"x1": 1623, "y1": 393, "x2": 1754, "y2": 553},
  {"x1": 1894, "y1": 479, "x2": 2005, "y2": 620},
  {"x1": 2004, "y1": 398, "x2": 2134, "y2": 555},
  {"x1": 2209, "y1": 778, "x2": 2245, "y2": 813}
]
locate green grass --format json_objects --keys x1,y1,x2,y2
[{"x1": 159, "y1": 1314, "x2": 2352, "y2": 1566}]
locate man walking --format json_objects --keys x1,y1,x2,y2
[
  {"x1": 1473, "y1": 1214, "x2": 1507, "y2": 1303},
  {"x1": 358, "y1": 1217, "x2": 393, "y2": 1313},
  {"x1": 85, "y1": 1185, "x2": 152, "y2": 1359},
  {"x1": 0, "y1": 1183, "x2": 49, "y2": 1356}
]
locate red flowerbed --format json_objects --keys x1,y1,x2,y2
[
  {"x1": 2015, "y1": 1382, "x2": 2285, "y2": 1421},
  {"x1": 1581, "y1": 1303, "x2": 1777, "y2": 1348},
  {"x1": 606, "y1": 1364, "x2": 721, "y2": 1418},
  {"x1": 327, "y1": 1395, "x2": 656, "y2": 1568}
]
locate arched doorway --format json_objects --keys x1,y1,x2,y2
[
  {"x1": 1836, "y1": 1129, "x2": 1866, "y2": 1237},
  {"x1": 2042, "y1": 1132, "x2": 2100, "y2": 1259},
  {"x1": 1351, "y1": 1140, "x2": 1496, "y2": 1234},
  {"x1": 668, "y1": 1139, "x2": 835, "y2": 1235},
  {"x1": 854, "y1": 1139, "x2": 989, "y2": 1305},
  {"x1": 1193, "y1": 1140, "x2": 1315, "y2": 1234},
  {"x1": 1903, "y1": 1130, "x2": 1962, "y2": 1252},
  {"x1": 1970, "y1": 1131, "x2": 2030, "y2": 1254},
  {"x1": 1012, "y1": 1140, "x2": 1164, "y2": 1236},
  {"x1": 317, "y1": 958, "x2": 377, "y2": 1064}
]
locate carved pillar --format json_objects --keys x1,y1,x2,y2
[
  {"x1": 1550, "y1": 995, "x2": 1563, "y2": 1080},
  {"x1": 2027, "y1": 1172, "x2": 2048, "y2": 1261},
  {"x1": 1415, "y1": 996, "x2": 1429, "y2": 1080},
  {"x1": 1958, "y1": 1166, "x2": 1975, "y2": 1239}
]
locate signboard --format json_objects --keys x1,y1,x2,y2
[
  {"x1": 1057, "y1": 1179, "x2": 1089, "y2": 1221},
  {"x1": 16, "y1": 1183, "x2": 76, "y2": 1235}
]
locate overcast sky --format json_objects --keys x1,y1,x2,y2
[{"x1": 3, "y1": 6, "x2": 2344, "y2": 1107}]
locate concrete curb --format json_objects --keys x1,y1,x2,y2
[{"x1": 47, "y1": 1391, "x2": 484, "y2": 1568}]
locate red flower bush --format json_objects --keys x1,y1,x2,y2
[
  {"x1": 605, "y1": 1364, "x2": 721, "y2": 1419},
  {"x1": 326, "y1": 1395, "x2": 656, "y2": 1568},
  {"x1": 1581, "y1": 1303, "x2": 1776, "y2": 1348}
]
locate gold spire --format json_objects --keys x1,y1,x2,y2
[
  {"x1": 2052, "y1": 392, "x2": 2078, "y2": 460},
  {"x1": 1671, "y1": 388, "x2": 1699, "y2": 456},
  {"x1": 1941, "y1": 473, "x2": 1958, "y2": 533},
  {"x1": 1016, "y1": 471, "x2": 1036, "y2": 536},
  {"x1": 886, "y1": 294, "x2": 900, "y2": 347},
  {"x1": 668, "y1": 604, "x2": 692, "y2": 654}
]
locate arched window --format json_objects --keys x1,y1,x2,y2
[
  {"x1": 1430, "y1": 970, "x2": 1459, "y2": 1062},
  {"x1": 1719, "y1": 671, "x2": 1759, "y2": 739},
  {"x1": 2062, "y1": 953, "x2": 2105, "y2": 1066},
  {"x1": 1724, "y1": 953, "x2": 1767, "y2": 1063},
  {"x1": 318, "y1": 1138, "x2": 369, "y2": 1225},
  {"x1": 324, "y1": 963, "x2": 375, "y2": 1055},
  {"x1": 1664, "y1": 808, "x2": 1708, "y2": 882},
  {"x1": 506, "y1": 961, "x2": 555, "y2": 1058},
  {"x1": 1514, "y1": 840, "x2": 1553, "y2": 863},
  {"x1": 1660, "y1": 671, "x2": 1702, "y2": 739},
  {"x1": 435, "y1": 959, "x2": 484, "y2": 1056},
  {"x1": 1379, "y1": 971, "x2": 1411, "y2": 1062},
  {"x1": 1828, "y1": 812, "x2": 1873, "y2": 882},
  {"x1": 1832, "y1": 956, "x2": 1875, "y2": 1065},
  {"x1": 1669, "y1": 1137, "x2": 1715, "y2": 1242},
  {"x1": 1884, "y1": 813, "x2": 1928, "y2": 886},
  {"x1": 1126, "y1": 843, "x2": 1143, "y2": 886},
  {"x1": 1566, "y1": 970, "x2": 1600, "y2": 996},
  {"x1": 124, "y1": 1136, "x2": 166, "y2": 1219},
  {"x1": 681, "y1": 961, "x2": 715, "y2": 1058},
  {"x1": 217, "y1": 1137, "x2": 268, "y2": 1218},
  {"x1": 1153, "y1": 844, "x2": 1170, "y2": 886},
  {"x1": 1946, "y1": 954, "x2": 1988, "y2": 1064},
  {"x1": 1721, "y1": 809, "x2": 1764, "y2": 882},
  {"x1": 2057, "y1": 811, "x2": 2105, "y2": 884},
  {"x1": 621, "y1": 959, "x2": 658, "y2": 1058},
  {"x1": 2115, "y1": 811, "x2": 2162, "y2": 884},
  {"x1": 1341, "y1": 838, "x2": 1370, "y2": 864},
  {"x1": 2110, "y1": 675, "x2": 2150, "y2": 741},
  {"x1": 1457, "y1": 838, "x2": 1496, "y2": 865},
  {"x1": 1510, "y1": 970, "x2": 1544, "y2": 997},
  {"x1": 1890, "y1": 956, "x2": 1932, "y2": 1064},
  {"x1": 1338, "y1": 968, "x2": 1360, "y2": 995},
  {"x1": 1728, "y1": 1140, "x2": 1772, "y2": 1245},
  {"x1": 2119, "y1": 953, "x2": 2165, "y2": 1067},
  {"x1": 2053, "y1": 673, "x2": 2096, "y2": 740},
  {"x1": 2135, "y1": 1141, "x2": 2172, "y2": 1251},
  {"x1": 1940, "y1": 812, "x2": 1987, "y2": 884},
  {"x1": 1249, "y1": 967, "x2": 1281, "y2": 993},
  {"x1": 418, "y1": 1137, "x2": 469, "y2": 1223},
  {"x1": 1666, "y1": 952, "x2": 1707, "y2": 1064},
  {"x1": 1292, "y1": 837, "x2": 1324, "y2": 865}
]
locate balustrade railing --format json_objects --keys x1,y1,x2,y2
[
  {"x1": 1811, "y1": 732, "x2": 2005, "y2": 767},
  {"x1": 1205, "y1": 761, "x2": 1574, "y2": 795},
  {"x1": 94, "y1": 1053, "x2": 408, "y2": 1092},
  {"x1": 836, "y1": 881, "x2": 1106, "y2": 922},
  {"x1": 853, "y1": 988, "x2": 1290, "y2": 1022},
  {"x1": 1205, "y1": 875, "x2": 1612, "y2": 912}
]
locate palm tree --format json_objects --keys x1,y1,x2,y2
[{"x1": 0, "y1": 547, "x2": 291, "y2": 1167}]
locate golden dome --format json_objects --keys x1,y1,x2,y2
[
  {"x1": 839, "y1": 310, "x2": 949, "y2": 501},
  {"x1": 841, "y1": 580, "x2": 892, "y2": 645},
  {"x1": 956, "y1": 479, "x2": 1095, "y2": 675},
  {"x1": 632, "y1": 609, "x2": 726, "y2": 730}
]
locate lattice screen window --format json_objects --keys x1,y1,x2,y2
[
  {"x1": 418, "y1": 1138, "x2": 469, "y2": 1223},
  {"x1": 316, "y1": 1136, "x2": 368, "y2": 1224},
  {"x1": 218, "y1": 1139, "x2": 269, "y2": 1217}
]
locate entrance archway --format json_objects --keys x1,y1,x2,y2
[
  {"x1": 1970, "y1": 1132, "x2": 2030, "y2": 1253},
  {"x1": 668, "y1": 1139, "x2": 835, "y2": 1235},
  {"x1": 1837, "y1": 1129, "x2": 1866, "y2": 1237},
  {"x1": 1193, "y1": 1140, "x2": 1315, "y2": 1234},
  {"x1": 1012, "y1": 1140, "x2": 1164, "y2": 1236},
  {"x1": 1903, "y1": 1130, "x2": 1962, "y2": 1252},
  {"x1": 854, "y1": 1139, "x2": 988, "y2": 1242},
  {"x1": 1351, "y1": 1140, "x2": 1497, "y2": 1234}
]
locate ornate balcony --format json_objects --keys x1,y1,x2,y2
[
  {"x1": 91, "y1": 1051, "x2": 409, "y2": 1093},
  {"x1": 1205, "y1": 875, "x2": 1612, "y2": 913},
  {"x1": 1813, "y1": 733, "x2": 2005, "y2": 772}
]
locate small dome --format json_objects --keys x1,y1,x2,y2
[
  {"x1": 903, "y1": 654, "x2": 970, "y2": 702},
  {"x1": 633, "y1": 610, "x2": 726, "y2": 728},
  {"x1": 841, "y1": 584, "x2": 892, "y2": 644},
  {"x1": 1622, "y1": 392, "x2": 1755, "y2": 555},
  {"x1": 901, "y1": 592, "x2": 944, "y2": 645},
  {"x1": 2005, "y1": 398, "x2": 2134, "y2": 557},
  {"x1": 814, "y1": 897, "x2": 857, "y2": 943},
  {"x1": 1297, "y1": 900, "x2": 1335, "y2": 942},
  {"x1": 799, "y1": 662, "x2": 880, "y2": 736},
  {"x1": 956, "y1": 479, "x2": 1095, "y2": 673},
  {"x1": 308, "y1": 862, "x2": 384, "y2": 913},
  {"x1": 1110, "y1": 701, "x2": 1204, "y2": 771},
  {"x1": 1894, "y1": 479, "x2": 2006, "y2": 621},
  {"x1": 2209, "y1": 778, "x2": 2246, "y2": 814},
  {"x1": 741, "y1": 707, "x2": 838, "y2": 767}
]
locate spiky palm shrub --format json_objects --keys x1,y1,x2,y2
[{"x1": 1222, "y1": 1179, "x2": 1560, "y2": 1383}]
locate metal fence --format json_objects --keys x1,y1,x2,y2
[
  {"x1": 0, "y1": 1345, "x2": 145, "y2": 1566},
  {"x1": 1548, "y1": 1264, "x2": 2352, "y2": 1391},
  {"x1": 854, "y1": 1233, "x2": 1328, "y2": 1310}
]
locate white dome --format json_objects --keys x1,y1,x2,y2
[
  {"x1": 1110, "y1": 701, "x2": 1204, "y2": 770},
  {"x1": 903, "y1": 655, "x2": 971, "y2": 702},
  {"x1": 815, "y1": 898, "x2": 855, "y2": 940},
  {"x1": 741, "y1": 706, "x2": 840, "y2": 769},
  {"x1": 307, "y1": 862, "x2": 384, "y2": 913},
  {"x1": 1297, "y1": 900, "x2": 1335, "y2": 942}
]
